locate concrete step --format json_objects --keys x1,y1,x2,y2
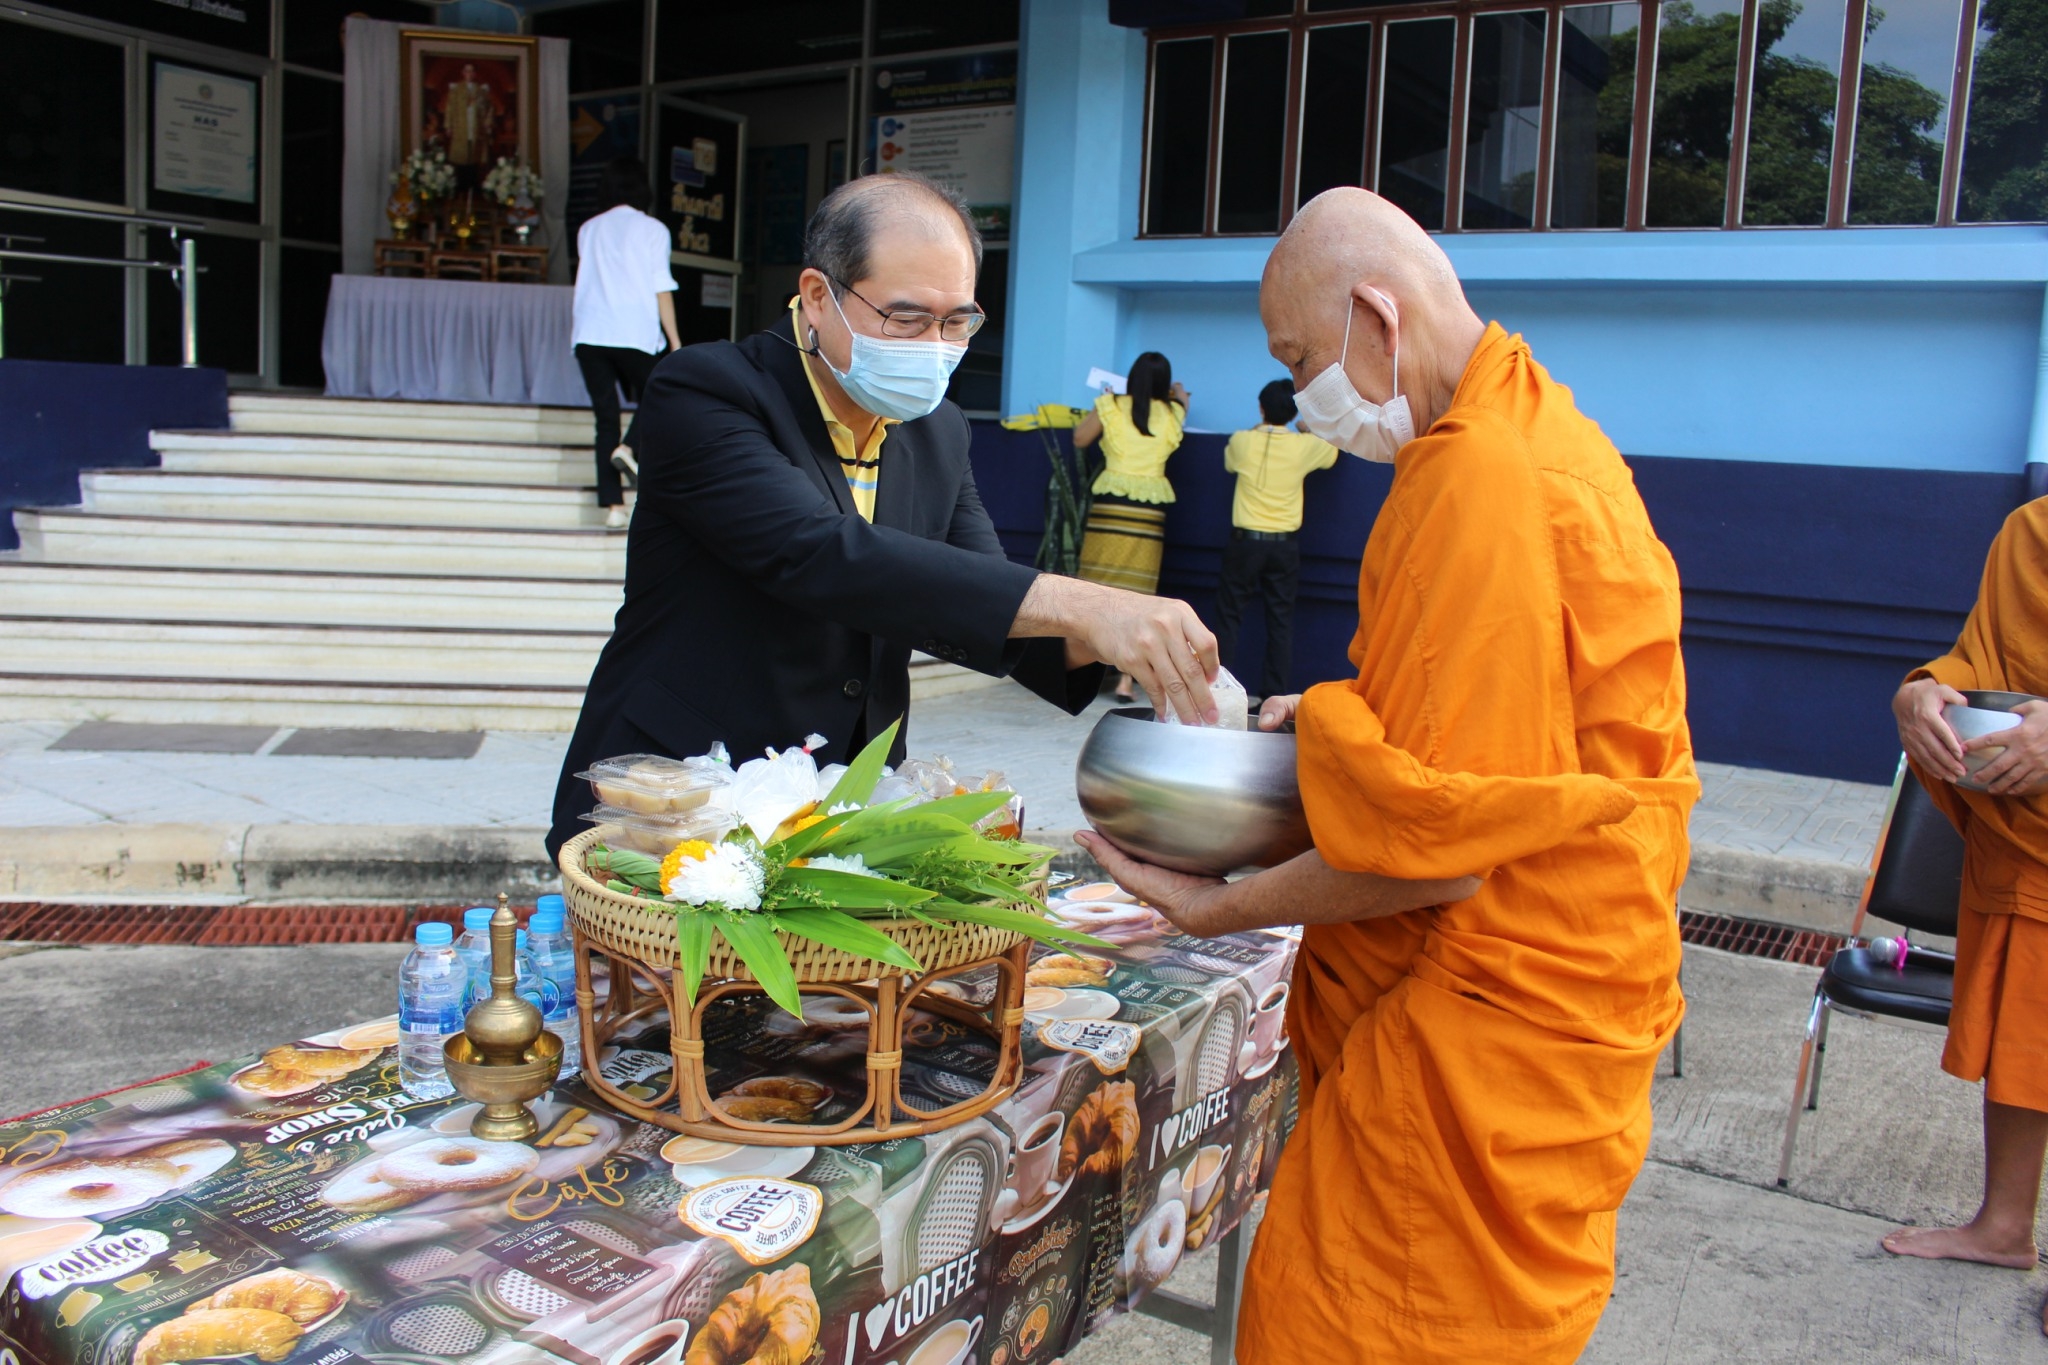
[
  {"x1": 78, "y1": 470, "x2": 612, "y2": 529},
  {"x1": 0, "y1": 561, "x2": 621, "y2": 632},
  {"x1": 14, "y1": 509, "x2": 625, "y2": 578},
  {"x1": 0, "y1": 617, "x2": 605, "y2": 687},
  {"x1": 229, "y1": 393, "x2": 593, "y2": 445},
  {"x1": 0, "y1": 675, "x2": 583, "y2": 731},
  {"x1": 153, "y1": 431, "x2": 590, "y2": 487}
]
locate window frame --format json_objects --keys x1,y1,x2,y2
[{"x1": 1140, "y1": 0, "x2": 1991, "y2": 235}]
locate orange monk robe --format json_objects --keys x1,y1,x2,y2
[
  {"x1": 1237, "y1": 325, "x2": 1698, "y2": 1364},
  {"x1": 1904, "y1": 497, "x2": 2048, "y2": 1115}
]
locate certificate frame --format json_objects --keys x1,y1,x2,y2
[{"x1": 147, "y1": 55, "x2": 263, "y2": 223}]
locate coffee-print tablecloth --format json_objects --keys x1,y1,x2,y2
[{"x1": 0, "y1": 883, "x2": 1298, "y2": 1365}]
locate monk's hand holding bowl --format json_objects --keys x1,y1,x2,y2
[
  {"x1": 1893, "y1": 677, "x2": 1969, "y2": 783},
  {"x1": 1966, "y1": 697, "x2": 2048, "y2": 797},
  {"x1": 1256, "y1": 694, "x2": 1302, "y2": 731},
  {"x1": 1075, "y1": 830, "x2": 1485, "y2": 940}
]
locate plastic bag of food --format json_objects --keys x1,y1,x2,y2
[
  {"x1": 1159, "y1": 665, "x2": 1250, "y2": 730},
  {"x1": 727, "y1": 734, "x2": 829, "y2": 843}
]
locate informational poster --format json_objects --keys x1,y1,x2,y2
[
  {"x1": 152, "y1": 63, "x2": 257, "y2": 204},
  {"x1": 871, "y1": 53, "x2": 1016, "y2": 241},
  {"x1": 657, "y1": 99, "x2": 742, "y2": 265}
]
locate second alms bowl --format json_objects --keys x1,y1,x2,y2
[{"x1": 1075, "y1": 707, "x2": 1312, "y2": 876}]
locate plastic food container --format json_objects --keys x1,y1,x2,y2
[
  {"x1": 579, "y1": 804, "x2": 736, "y2": 855},
  {"x1": 576, "y1": 753, "x2": 731, "y2": 815}
]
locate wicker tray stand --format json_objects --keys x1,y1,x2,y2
[{"x1": 559, "y1": 826, "x2": 1032, "y2": 1145}]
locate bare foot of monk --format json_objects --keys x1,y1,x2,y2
[{"x1": 1880, "y1": 1222, "x2": 2038, "y2": 1269}]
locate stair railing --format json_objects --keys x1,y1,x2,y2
[{"x1": 0, "y1": 203, "x2": 209, "y2": 367}]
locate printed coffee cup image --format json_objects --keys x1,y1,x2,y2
[
  {"x1": 893, "y1": 1315, "x2": 982, "y2": 1365},
  {"x1": 1182, "y1": 1142, "x2": 1232, "y2": 1212},
  {"x1": 608, "y1": 1318, "x2": 691, "y2": 1365},
  {"x1": 1014, "y1": 1111, "x2": 1065, "y2": 1201}
]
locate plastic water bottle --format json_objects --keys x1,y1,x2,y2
[
  {"x1": 512, "y1": 930, "x2": 562, "y2": 1022},
  {"x1": 398, "y1": 922, "x2": 466, "y2": 1100},
  {"x1": 527, "y1": 898, "x2": 582, "y2": 1079},
  {"x1": 454, "y1": 905, "x2": 496, "y2": 1009}
]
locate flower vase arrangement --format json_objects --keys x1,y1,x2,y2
[
  {"x1": 391, "y1": 149, "x2": 455, "y2": 244},
  {"x1": 582, "y1": 720, "x2": 1108, "y2": 1016},
  {"x1": 484, "y1": 157, "x2": 543, "y2": 243},
  {"x1": 385, "y1": 180, "x2": 415, "y2": 240}
]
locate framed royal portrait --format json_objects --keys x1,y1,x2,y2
[{"x1": 399, "y1": 30, "x2": 538, "y2": 184}]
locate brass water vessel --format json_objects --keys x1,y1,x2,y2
[{"x1": 444, "y1": 893, "x2": 561, "y2": 1141}]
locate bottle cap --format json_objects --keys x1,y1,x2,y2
[
  {"x1": 530, "y1": 908, "x2": 564, "y2": 933},
  {"x1": 463, "y1": 906, "x2": 494, "y2": 931},
  {"x1": 415, "y1": 922, "x2": 454, "y2": 947},
  {"x1": 536, "y1": 894, "x2": 566, "y2": 916}
]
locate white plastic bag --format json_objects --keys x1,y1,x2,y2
[
  {"x1": 1159, "y1": 665, "x2": 1250, "y2": 731},
  {"x1": 727, "y1": 734, "x2": 829, "y2": 843}
]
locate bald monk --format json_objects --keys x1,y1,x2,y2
[
  {"x1": 1076, "y1": 187, "x2": 1696, "y2": 1362},
  {"x1": 1884, "y1": 498, "x2": 2048, "y2": 1337}
]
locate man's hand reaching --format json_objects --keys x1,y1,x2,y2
[{"x1": 1016, "y1": 575, "x2": 1219, "y2": 724}]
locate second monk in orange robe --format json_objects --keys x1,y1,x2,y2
[
  {"x1": 1077, "y1": 188, "x2": 1697, "y2": 1362},
  {"x1": 1883, "y1": 498, "x2": 2048, "y2": 1338}
]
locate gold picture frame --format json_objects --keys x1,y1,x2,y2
[{"x1": 399, "y1": 30, "x2": 538, "y2": 177}]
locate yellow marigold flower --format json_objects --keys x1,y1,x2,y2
[{"x1": 660, "y1": 839, "x2": 717, "y2": 894}]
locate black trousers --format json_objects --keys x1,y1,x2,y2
[
  {"x1": 574, "y1": 343, "x2": 661, "y2": 506},
  {"x1": 1213, "y1": 532, "x2": 1301, "y2": 700}
]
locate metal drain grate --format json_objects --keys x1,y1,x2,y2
[
  {"x1": 1678, "y1": 911, "x2": 1845, "y2": 967},
  {"x1": 0, "y1": 903, "x2": 488, "y2": 946}
]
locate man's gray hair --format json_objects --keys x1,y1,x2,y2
[{"x1": 802, "y1": 172, "x2": 983, "y2": 289}]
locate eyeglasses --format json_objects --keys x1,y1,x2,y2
[{"x1": 834, "y1": 278, "x2": 985, "y2": 342}]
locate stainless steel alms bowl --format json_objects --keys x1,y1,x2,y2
[{"x1": 1075, "y1": 707, "x2": 1313, "y2": 876}]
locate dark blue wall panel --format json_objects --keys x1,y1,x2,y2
[
  {"x1": 0, "y1": 360, "x2": 227, "y2": 551},
  {"x1": 968, "y1": 421, "x2": 2022, "y2": 785}
]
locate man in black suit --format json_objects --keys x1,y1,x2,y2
[{"x1": 548, "y1": 174, "x2": 1219, "y2": 855}]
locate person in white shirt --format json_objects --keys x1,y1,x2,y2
[{"x1": 573, "y1": 158, "x2": 681, "y2": 528}]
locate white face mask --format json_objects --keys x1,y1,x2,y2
[
  {"x1": 819, "y1": 289, "x2": 966, "y2": 422},
  {"x1": 1292, "y1": 290, "x2": 1415, "y2": 463}
]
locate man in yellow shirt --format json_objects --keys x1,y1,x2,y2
[{"x1": 1213, "y1": 379, "x2": 1339, "y2": 697}]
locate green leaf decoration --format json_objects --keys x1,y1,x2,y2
[
  {"x1": 775, "y1": 907, "x2": 922, "y2": 971},
  {"x1": 606, "y1": 879, "x2": 638, "y2": 895},
  {"x1": 925, "y1": 900, "x2": 1116, "y2": 951},
  {"x1": 775, "y1": 866, "x2": 938, "y2": 908},
  {"x1": 675, "y1": 910, "x2": 712, "y2": 1008},
  {"x1": 589, "y1": 845, "x2": 666, "y2": 892},
  {"x1": 819, "y1": 717, "x2": 901, "y2": 812},
  {"x1": 717, "y1": 913, "x2": 803, "y2": 1016},
  {"x1": 904, "y1": 791, "x2": 1015, "y2": 829}
]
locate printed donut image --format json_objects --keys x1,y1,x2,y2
[
  {"x1": 144, "y1": 1139, "x2": 236, "y2": 1189},
  {"x1": 319, "y1": 1160, "x2": 421, "y2": 1215},
  {"x1": 377, "y1": 1137, "x2": 538, "y2": 1193},
  {"x1": 1126, "y1": 1198, "x2": 1186, "y2": 1291},
  {"x1": 0, "y1": 1155, "x2": 180, "y2": 1220}
]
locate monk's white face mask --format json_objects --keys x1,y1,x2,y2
[{"x1": 1293, "y1": 290, "x2": 1416, "y2": 463}]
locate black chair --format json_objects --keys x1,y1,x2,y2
[{"x1": 1775, "y1": 756, "x2": 1965, "y2": 1187}]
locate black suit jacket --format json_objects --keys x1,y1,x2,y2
[{"x1": 547, "y1": 329, "x2": 1096, "y2": 855}]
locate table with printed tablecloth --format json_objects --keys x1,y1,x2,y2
[{"x1": 0, "y1": 885, "x2": 1297, "y2": 1365}]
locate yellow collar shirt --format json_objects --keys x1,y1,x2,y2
[
  {"x1": 794, "y1": 306, "x2": 895, "y2": 521},
  {"x1": 1224, "y1": 424, "x2": 1340, "y2": 533}
]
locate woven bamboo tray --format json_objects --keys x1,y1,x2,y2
[{"x1": 557, "y1": 824, "x2": 1039, "y2": 1143}]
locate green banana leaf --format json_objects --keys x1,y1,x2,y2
[
  {"x1": 921, "y1": 900, "x2": 1115, "y2": 951},
  {"x1": 775, "y1": 866, "x2": 939, "y2": 908},
  {"x1": 818, "y1": 718, "x2": 901, "y2": 812},
  {"x1": 590, "y1": 845, "x2": 665, "y2": 892},
  {"x1": 716, "y1": 913, "x2": 803, "y2": 1016},
  {"x1": 675, "y1": 910, "x2": 713, "y2": 1007},
  {"x1": 774, "y1": 907, "x2": 922, "y2": 972}
]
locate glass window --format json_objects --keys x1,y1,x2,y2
[
  {"x1": 1742, "y1": 0, "x2": 1849, "y2": 225},
  {"x1": 1145, "y1": 37, "x2": 1215, "y2": 235},
  {"x1": 1464, "y1": 11, "x2": 1548, "y2": 228},
  {"x1": 1848, "y1": 0, "x2": 1958, "y2": 224},
  {"x1": 282, "y1": 72, "x2": 344, "y2": 244},
  {"x1": 1957, "y1": 0, "x2": 2048, "y2": 222},
  {"x1": 1216, "y1": 31, "x2": 1291, "y2": 234},
  {"x1": 1378, "y1": 18, "x2": 1456, "y2": 229},
  {"x1": 1646, "y1": 0, "x2": 1744, "y2": 226},
  {"x1": 1552, "y1": 3, "x2": 1639, "y2": 227},
  {"x1": 0, "y1": 208, "x2": 125, "y2": 364},
  {"x1": 534, "y1": 0, "x2": 645, "y2": 93},
  {"x1": 279, "y1": 245, "x2": 338, "y2": 389},
  {"x1": 283, "y1": 0, "x2": 435, "y2": 75},
  {"x1": 873, "y1": 0, "x2": 1020, "y2": 56},
  {"x1": 0, "y1": 19, "x2": 127, "y2": 207},
  {"x1": 1298, "y1": 24, "x2": 1372, "y2": 209},
  {"x1": 656, "y1": 0, "x2": 864, "y2": 82},
  {"x1": 949, "y1": 247, "x2": 1007, "y2": 412},
  {"x1": 147, "y1": 232, "x2": 261, "y2": 375}
]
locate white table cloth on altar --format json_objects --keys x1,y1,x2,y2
[{"x1": 321, "y1": 275, "x2": 588, "y2": 407}]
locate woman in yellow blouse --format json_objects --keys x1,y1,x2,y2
[{"x1": 1073, "y1": 352, "x2": 1188, "y2": 701}]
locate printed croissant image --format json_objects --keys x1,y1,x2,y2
[
  {"x1": 134, "y1": 1307, "x2": 302, "y2": 1365},
  {"x1": 191, "y1": 1267, "x2": 344, "y2": 1325},
  {"x1": 1059, "y1": 1080, "x2": 1139, "y2": 1181},
  {"x1": 684, "y1": 1263, "x2": 821, "y2": 1365}
]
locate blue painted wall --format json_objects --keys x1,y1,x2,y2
[{"x1": 0, "y1": 360, "x2": 227, "y2": 551}]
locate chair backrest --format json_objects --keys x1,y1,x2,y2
[{"x1": 1864, "y1": 764, "x2": 1965, "y2": 937}]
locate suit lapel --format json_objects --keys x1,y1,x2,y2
[
  {"x1": 874, "y1": 416, "x2": 918, "y2": 531},
  {"x1": 751, "y1": 329, "x2": 853, "y2": 516}
]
